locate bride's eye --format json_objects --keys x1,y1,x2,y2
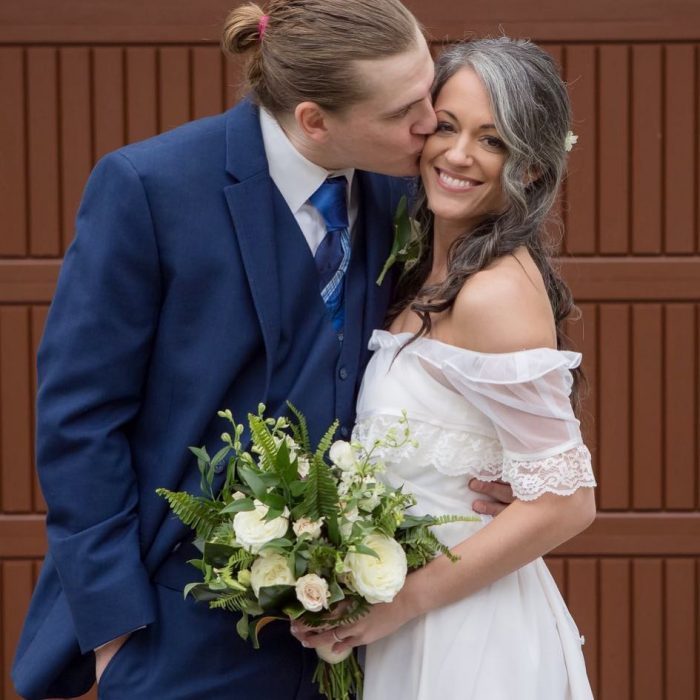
[
  {"x1": 435, "y1": 121, "x2": 455, "y2": 133},
  {"x1": 482, "y1": 135, "x2": 506, "y2": 150}
]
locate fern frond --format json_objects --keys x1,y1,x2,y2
[
  {"x1": 293, "y1": 459, "x2": 339, "y2": 521},
  {"x1": 314, "y1": 419, "x2": 340, "y2": 463},
  {"x1": 209, "y1": 591, "x2": 250, "y2": 613},
  {"x1": 156, "y1": 489, "x2": 222, "y2": 540},
  {"x1": 248, "y1": 414, "x2": 278, "y2": 471},
  {"x1": 286, "y1": 401, "x2": 311, "y2": 453}
]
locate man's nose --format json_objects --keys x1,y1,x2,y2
[{"x1": 411, "y1": 99, "x2": 437, "y2": 135}]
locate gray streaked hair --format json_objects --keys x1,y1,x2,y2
[{"x1": 391, "y1": 36, "x2": 585, "y2": 412}]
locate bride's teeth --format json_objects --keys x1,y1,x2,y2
[{"x1": 438, "y1": 171, "x2": 475, "y2": 189}]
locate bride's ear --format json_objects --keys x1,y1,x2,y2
[{"x1": 294, "y1": 102, "x2": 330, "y2": 144}]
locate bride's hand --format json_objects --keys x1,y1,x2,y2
[{"x1": 290, "y1": 595, "x2": 413, "y2": 654}]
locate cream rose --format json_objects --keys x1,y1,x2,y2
[
  {"x1": 250, "y1": 552, "x2": 296, "y2": 597},
  {"x1": 295, "y1": 573, "x2": 330, "y2": 612},
  {"x1": 329, "y1": 440, "x2": 358, "y2": 472},
  {"x1": 233, "y1": 500, "x2": 289, "y2": 554},
  {"x1": 292, "y1": 517, "x2": 324, "y2": 540},
  {"x1": 343, "y1": 533, "x2": 407, "y2": 604}
]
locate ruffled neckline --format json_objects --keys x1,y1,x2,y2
[{"x1": 368, "y1": 329, "x2": 582, "y2": 385}]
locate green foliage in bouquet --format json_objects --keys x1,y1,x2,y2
[{"x1": 157, "y1": 403, "x2": 478, "y2": 700}]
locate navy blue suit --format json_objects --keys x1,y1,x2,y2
[{"x1": 12, "y1": 99, "x2": 406, "y2": 699}]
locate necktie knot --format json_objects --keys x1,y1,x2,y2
[{"x1": 309, "y1": 176, "x2": 349, "y2": 232}]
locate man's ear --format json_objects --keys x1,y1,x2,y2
[{"x1": 294, "y1": 102, "x2": 331, "y2": 144}]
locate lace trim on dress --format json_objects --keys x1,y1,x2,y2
[
  {"x1": 352, "y1": 415, "x2": 503, "y2": 480},
  {"x1": 354, "y1": 416, "x2": 596, "y2": 501},
  {"x1": 504, "y1": 444, "x2": 596, "y2": 501}
]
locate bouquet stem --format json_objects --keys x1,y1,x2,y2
[{"x1": 313, "y1": 650, "x2": 363, "y2": 700}]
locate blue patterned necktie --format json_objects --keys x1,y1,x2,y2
[{"x1": 309, "y1": 176, "x2": 351, "y2": 333}]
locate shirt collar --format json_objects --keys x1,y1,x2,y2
[{"x1": 260, "y1": 108, "x2": 355, "y2": 214}]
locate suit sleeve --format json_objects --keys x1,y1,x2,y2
[{"x1": 37, "y1": 151, "x2": 161, "y2": 653}]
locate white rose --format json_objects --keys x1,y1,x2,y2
[
  {"x1": 233, "y1": 500, "x2": 290, "y2": 554},
  {"x1": 343, "y1": 534, "x2": 407, "y2": 604},
  {"x1": 297, "y1": 456, "x2": 311, "y2": 479},
  {"x1": 292, "y1": 517, "x2": 324, "y2": 540},
  {"x1": 295, "y1": 573, "x2": 330, "y2": 612},
  {"x1": 329, "y1": 440, "x2": 358, "y2": 472},
  {"x1": 250, "y1": 552, "x2": 296, "y2": 597},
  {"x1": 232, "y1": 491, "x2": 247, "y2": 501}
]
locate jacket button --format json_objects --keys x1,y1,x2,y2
[
  {"x1": 338, "y1": 367, "x2": 348, "y2": 380},
  {"x1": 340, "y1": 426, "x2": 350, "y2": 438},
  {"x1": 213, "y1": 461, "x2": 224, "y2": 474}
]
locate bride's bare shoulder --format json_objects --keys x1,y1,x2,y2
[{"x1": 451, "y1": 253, "x2": 557, "y2": 354}]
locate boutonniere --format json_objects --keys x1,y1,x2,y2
[{"x1": 376, "y1": 195, "x2": 423, "y2": 286}]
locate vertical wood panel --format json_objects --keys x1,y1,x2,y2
[
  {"x1": 631, "y1": 305, "x2": 662, "y2": 509},
  {"x1": 27, "y1": 48, "x2": 61, "y2": 257},
  {"x1": 125, "y1": 47, "x2": 158, "y2": 145},
  {"x1": 564, "y1": 45, "x2": 597, "y2": 254},
  {"x1": 599, "y1": 46, "x2": 630, "y2": 254},
  {"x1": 192, "y1": 46, "x2": 223, "y2": 120},
  {"x1": 30, "y1": 307, "x2": 47, "y2": 513},
  {"x1": 664, "y1": 45, "x2": 696, "y2": 253},
  {"x1": 93, "y1": 47, "x2": 125, "y2": 161},
  {"x1": 631, "y1": 45, "x2": 662, "y2": 254},
  {"x1": 566, "y1": 559, "x2": 599, "y2": 697},
  {"x1": 599, "y1": 305, "x2": 630, "y2": 509},
  {"x1": 0, "y1": 308, "x2": 32, "y2": 513},
  {"x1": 600, "y1": 560, "x2": 631, "y2": 699},
  {"x1": 0, "y1": 48, "x2": 28, "y2": 256},
  {"x1": 632, "y1": 559, "x2": 663, "y2": 699},
  {"x1": 2, "y1": 561, "x2": 34, "y2": 700},
  {"x1": 664, "y1": 305, "x2": 696, "y2": 509},
  {"x1": 59, "y1": 48, "x2": 93, "y2": 253},
  {"x1": 665, "y1": 559, "x2": 697, "y2": 698},
  {"x1": 159, "y1": 47, "x2": 190, "y2": 132}
]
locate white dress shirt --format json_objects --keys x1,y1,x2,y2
[{"x1": 259, "y1": 108, "x2": 358, "y2": 256}]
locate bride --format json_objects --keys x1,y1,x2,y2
[{"x1": 293, "y1": 37, "x2": 596, "y2": 699}]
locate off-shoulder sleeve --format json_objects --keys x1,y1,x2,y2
[
  {"x1": 374, "y1": 331, "x2": 598, "y2": 501},
  {"x1": 440, "y1": 348, "x2": 596, "y2": 500}
]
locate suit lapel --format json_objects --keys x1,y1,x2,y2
[{"x1": 223, "y1": 100, "x2": 281, "y2": 396}]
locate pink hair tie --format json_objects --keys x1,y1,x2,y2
[{"x1": 258, "y1": 15, "x2": 270, "y2": 39}]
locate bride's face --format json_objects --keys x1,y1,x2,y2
[{"x1": 419, "y1": 67, "x2": 508, "y2": 232}]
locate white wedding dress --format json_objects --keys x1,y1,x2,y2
[{"x1": 353, "y1": 330, "x2": 596, "y2": 700}]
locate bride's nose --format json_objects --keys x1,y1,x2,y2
[{"x1": 444, "y1": 140, "x2": 475, "y2": 168}]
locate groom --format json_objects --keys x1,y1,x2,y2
[{"x1": 13, "y1": 1, "x2": 513, "y2": 698}]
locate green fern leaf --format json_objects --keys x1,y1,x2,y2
[
  {"x1": 286, "y1": 401, "x2": 311, "y2": 453},
  {"x1": 156, "y1": 488, "x2": 222, "y2": 540}
]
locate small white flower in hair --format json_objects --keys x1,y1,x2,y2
[{"x1": 564, "y1": 130, "x2": 579, "y2": 152}]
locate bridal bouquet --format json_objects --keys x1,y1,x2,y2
[{"x1": 157, "y1": 403, "x2": 475, "y2": 700}]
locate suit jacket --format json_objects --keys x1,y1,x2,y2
[{"x1": 13, "y1": 98, "x2": 407, "y2": 699}]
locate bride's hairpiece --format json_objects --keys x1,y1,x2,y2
[
  {"x1": 258, "y1": 15, "x2": 270, "y2": 39},
  {"x1": 564, "y1": 130, "x2": 578, "y2": 152}
]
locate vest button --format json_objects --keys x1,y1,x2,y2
[
  {"x1": 340, "y1": 426, "x2": 350, "y2": 438},
  {"x1": 338, "y1": 367, "x2": 348, "y2": 380}
]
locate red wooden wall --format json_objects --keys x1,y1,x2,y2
[{"x1": 0, "y1": 1, "x2": 699, "y2": 698}]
